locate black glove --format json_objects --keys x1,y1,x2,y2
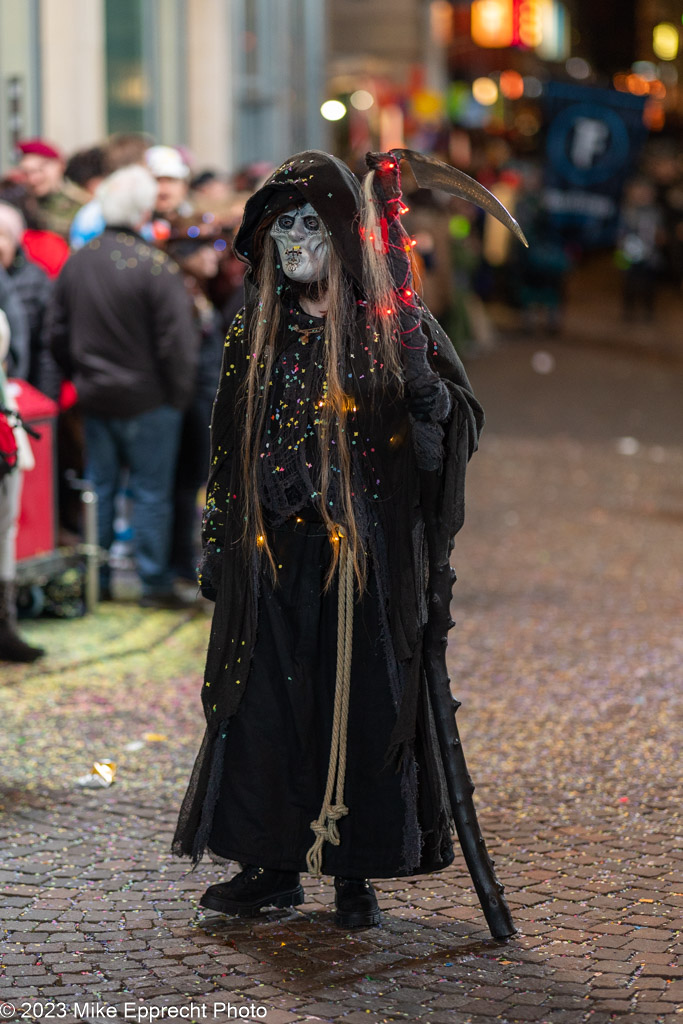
[{"x1": 407, "y1": 380, "x2": 451, "y2": 423}]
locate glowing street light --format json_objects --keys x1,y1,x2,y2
[{"x1": 320, "y1": 100, "x2": 347, "y2": 121}]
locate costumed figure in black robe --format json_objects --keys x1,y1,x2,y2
[{"x1": 173, "y1": 150, "x2": 526, "y2": 935}]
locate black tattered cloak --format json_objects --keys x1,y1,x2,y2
[{"x1": 172, "y1": 151, "x2": 484, "y2": 877}]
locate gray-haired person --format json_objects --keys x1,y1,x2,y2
[{"x1": 46, "y1": 165, "x2": 200, "y2": 608}]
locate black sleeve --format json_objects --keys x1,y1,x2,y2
[
  {"x1": 197, "y1": 309, "x2": 247, "y2": 600},
  {"x1": 150, "y1": 257, "x2": 201, "y2": 411},
  {"x1": 29, "y1": 273, "x2": 58, "y2": 394},
  {"x1": 45, "y1": 268, "x2": 73, "y2": 382},
  {"x1": 0, "y1": 268, "x2": 29, "y2": 379}
]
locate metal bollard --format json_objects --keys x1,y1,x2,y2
[{"x1": 81, "y1": 487, "x2": 100, "y2": 613}]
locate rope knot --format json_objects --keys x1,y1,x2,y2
[
  {"x1": 306, "y1": 802, "x2": 349, "y2": 875},
  {"x1": 327, "y1": 802, "x2": 349, "y2": 823}
]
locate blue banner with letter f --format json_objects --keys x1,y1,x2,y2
[{"x1": 542, "y1": 82, "x2": 648, "y2": 247}]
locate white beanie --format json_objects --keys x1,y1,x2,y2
[{"x1": 145, "y1": 145, "x2": 190, "y2": 180}]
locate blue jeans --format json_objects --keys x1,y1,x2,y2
[{"x1": 84, "y1": 406, "x2": 182, "y2": 595}]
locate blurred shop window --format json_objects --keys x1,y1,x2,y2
[
  {"x1": 105, "y1": 0, "x2": 158, "y2": 135},
  {"x1": 233, "y1": 0, "x2": 324, "y2": 164}
]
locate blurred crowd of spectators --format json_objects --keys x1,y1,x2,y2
[
  {"x1": 0, "y1": 133, "x2": 265, "y2": 661},
  {"x1": 1, "y1": 130, "x2": 682, "y2": 662}
]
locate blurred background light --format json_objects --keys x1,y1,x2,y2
[
  {"x1": 500, "y1": 69, "x2": 525, "y2": 100},
  {"x1": 472, "y1": 77, "x2": 499, "y2": 106},
  {"x1": 470, "y1": 0, "x2": 571, "y2": 59},
  {"x1": 643, "y1": 99, "x2": 666, "y2": 131},
  {"x1": 626, "y1": 73, "x2": 649, "y2": 95},
  {"x1": 652, "y1": 22, "x2": 679, "y2": 61},
  {"x1": 447, "y1": 82, "x2": 471, "y2": 121},
  {"x1": 517, "y1": 0, "x2": 543, "y2": 49},
  {"x1": 449, "y1": 214, "x2": 472, "y2": 240},
  {"x1": 379, "y1": 104, "x2": 405, "y2": 150},
  {"x1": 565, "y1": 56, "x2": 591, "y2": 79},
  {"x1": 616, "y1": 68, "x2": 668, "y2": 98},
  {"x1": 429, "y1": 0, "x2": 453, "y2": 45},
  {"x1": 632, "y1": 61, "x2": 657, "y2": 81},
  {"x1": 350, "y1": 90, "x2": 374, "y2": 111},
  {"x1": 515, "y1": 110, "x2": 541, "y2": 135},
  {"x1": 536, "y1": 0, "x2": 570, "y2": 61},
  {"x1": 470, "y1": 0, "x2": 514, "y2": 49},
  {"x1": 411, "y1": 88, "x2": 445, "y2": 122},
  {"x1": 522, "y1": 75, "x2": 543, "y2": 98},
  {"x1": 320, "y1": 99, "x2": 347, "y2": 121}
]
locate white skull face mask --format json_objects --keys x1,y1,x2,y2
[{"x1": 269, "y1": 203, "x2": 330, "y2": 284}]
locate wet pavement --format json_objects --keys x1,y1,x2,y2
[{"x1": 1, "y1": 336, "x2": 682, "y2": 1023}]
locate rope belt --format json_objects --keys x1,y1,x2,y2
[{"x1": 306, "y1": 534, "x2": 354, "y2": 876}]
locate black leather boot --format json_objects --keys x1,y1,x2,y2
[
  {"x1": 200, "y1": 865, "x2": 304, "y2": 916},
  {"x1": 334, "y1": 877, "x2": 381, "y2": 929},
  {"x1": 0, "y1": 580, "x2": 44, "y2": 664}
]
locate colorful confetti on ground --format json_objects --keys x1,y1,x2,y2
[{"x1": 1, "y1": 340, "x2": 681, "y2": 1023}]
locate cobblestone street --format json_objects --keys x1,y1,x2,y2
[{"x1": 1, "y1": 337, "x2": 682, "y2": 1024}]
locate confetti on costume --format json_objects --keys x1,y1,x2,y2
[{"x1": 173, "y1": 150, "x2": 525, "y2": 937}]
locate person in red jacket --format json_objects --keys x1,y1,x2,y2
[{"x1": 0, "y1": 310, "x2": 43, "y2": 662}]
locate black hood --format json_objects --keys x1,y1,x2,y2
[{"x1": 234, "y1": 150, "x2": 364, "y2": 286}]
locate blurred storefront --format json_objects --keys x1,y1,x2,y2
[
  {"x1": 322, "y1": 2, "x2": 581, "y2": 164},
  {"x1": 324, "y1": 0, "x2": 453, "y2": 162},
  {"x1": 0, "y1": 0, "x2": 326, "y2": 172},
  {"x1": 0, "y1": 1, "x2": 680, "y2": 175},
  {"x1": 321, "y1": 2, "x2": 681, "y2": 159}
]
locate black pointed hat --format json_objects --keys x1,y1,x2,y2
[{"x1": 233, "y1": 150, "x2": 365, "y2": 284}]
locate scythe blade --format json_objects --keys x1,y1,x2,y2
[{"x1": 392, "y1": 148, "x2": 529, "y2": 249}]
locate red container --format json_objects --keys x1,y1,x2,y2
[{"x1": 7, "y1": 379, "x2": 59, "y2": 562}]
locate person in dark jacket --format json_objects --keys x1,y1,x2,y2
[
  {"x1": 0, "y1": 262, "x2": 29, "y2": 381},
  {"x1": 0, "y1": 201, "x2": 53, "y2": 388},
  {"x1": 46, "y1": 165, "x2": 200, "y2": 608}
]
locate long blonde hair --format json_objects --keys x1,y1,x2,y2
[{"x1": 359, "y1": 170, "x2": 403, "y2": 382}]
